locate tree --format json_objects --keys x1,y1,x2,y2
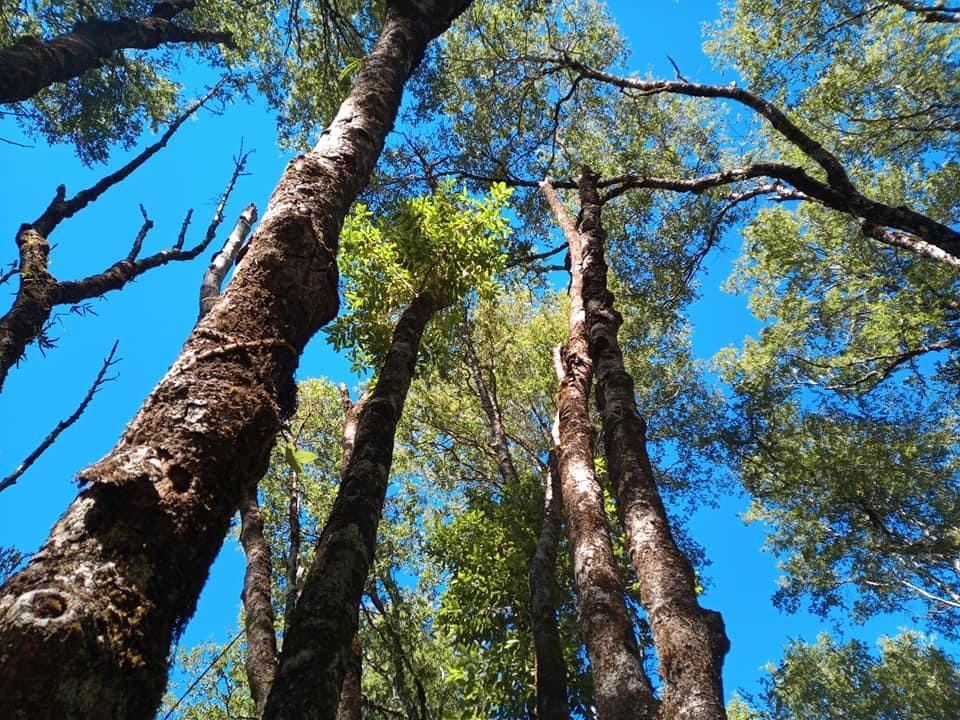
[
  {"x1": 264, "y1": 182, "x2": 511, "y2": 718},
  {"x1": 0, "y1": 0, "x2": 234, "y2": 105},
  {"x1": 0, "y1": 4, "x2": 472, "y2": 716},
  {"x1": 733, "y1": 632, "x2": 960, "y2": 720}
]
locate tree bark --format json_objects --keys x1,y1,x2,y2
[
  {"x1": 263, "y1": 291, "x2": 441, "y2": 720},
  {"x1": 0, "y1": 3, "x2": 469, "y2": 717},
  {"x1": 462, "y1": 323, "x2": 571, "y2": 719},
  {"x1": 528, "y1": 449, "x2": 572, "y2": 720},
  {"x1": 576, "y1": 167, "x2": 729, "y2": 720},
  {"x1": 0, "y1": 0, "x2": 234, "y2": 104},
  {"x1": 283, "y1": 464, "x2": 302, "y2": 635},
  {"x1": 199, "y1": 203, "x2": 258, "y2": 319},
  {"x1": 543, "y1": 180, "x2": 658, "y2": 720},
  {"x1": 335, "y1": 635, "x2": 363, "y2": 720},
  {"x1": 239, "y1": 494, "x2": 279, "y2": 717}
]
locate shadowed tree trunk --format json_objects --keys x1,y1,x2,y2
[
  {"x1": 575, "y1": 167, "x2": 730, "y2": 720},
  {"x1": 462, "y1": 324, "x2": 571, "y2": 720},
  {"x1": 263, "y1": 291, "x2": 443, "y2": 720},
  {"x1": 335, "y1": 635, "x2": 363, "y2": 720},
  {"x1": 543, "y1": 180, "x2": 658, "y2": 720},
  {"x1": 0, "y1": 3, "x2": 471, "y2": 718},
  {"x1": 0, "y1": 0, "x2": 234, "y2": 104},
  {"x1": 239, "y1": 494, "x2": 279, "y2": 717},
  {"x1": 528, "y1": 449, "x2": 572, "y2": 720}
]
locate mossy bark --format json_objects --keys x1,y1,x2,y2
[
  {"x1": 0, "y1": 3, "x2": 470, "y2": 717},
  {"x1": 263, "y1": 292, "x2": 440, "y2": 720},
  {"x1": 544, "y1": 180, "x2": 658, "y2": 720},
  {"x1": 577, "y1": 167, "x2": 729, "y2": 720},
  {"x1": 239, "y1": 495, "x2": 279, "y2": 717}
]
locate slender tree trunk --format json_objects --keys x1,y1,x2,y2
[
  {"x1": 0, "y1": 0, "x2": 234, "y2": 104},
  {"x1": 463, "y1": 324, "x2": 571, "y2": 719},
  {"x1": 0, "y1": 4, "x2": 470, "y2": 717},
  {"x1": 528, "y1": 449, "x2": 572, "y2": 720},
  {"x1": 263, "y1": 291, "x2": 442, "y2": 720},
  {"x1": 576, "y1": 167, "x2": 730, "y2": 720},
  {"x1": 283, "y1": 466, "x2": 302, "y2": 634},
  {"x1": 543, "y1": 178, "x2": 658, "y2": 720},
  {"x1": 239, "y1": 494, "x2": 279, "y2": 717},
  {"x1": 335, "y1": 635, "x2": 363, "y2": 720}
]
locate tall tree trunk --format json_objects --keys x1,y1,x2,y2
[
  {"x1": 335, "y1": 635, "x2": 363, "y2": 720},
  {"x1": 0, "y1": 4, "x2": 470, "y2": 717},
  {"x1": 543, "y1": 180, "x2": 658, "y2": 720},
  {"x1": 263, "y1": 291, "x2": 442, "y2": 720},
  {"x1": 283, "y1": 465, "x2": 301, "y2": 634},
  {"x1": 0, "y1": 0, "x2": 234, "y2": 104},
  {"x1": 527, "y1": 449, "x2": 572, "y2": 720},
  {"x1": 463, "y1": 324, "x2": 571, "y2": 719},
  {"x1": 239, "y1": 494, "x2": 279, "y2": 717},
  {"x1": 576, "y1": 167, "x2": 730, "y2": 720}
]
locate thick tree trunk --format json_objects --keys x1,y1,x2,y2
[
  {"x1": 335, "y1": 635, "x2": 363, "y2": 720},
  {"x1": 543, "y1": 180, "x2": 658, "y2": 720},
  {"x1": 239, "y1": 494, "x2": 279, "y2": 717},
  {"x1": 528, "y1": 449, "x2": 572, "y2": 720},
  {"x1": 0, "y1": 0, "x2": 234, "y2": 104},
  {"x1": 263, "y1": 291, "x2": 441, "y2": 720},
  {"x1": 576, "y1": 168, "x2": 729, "y2": 720},
  {"x1": 463, "y1": 325, "x2": 571, "y2": 719},
  {"x1": 0, "y1": 3, "x2": 470, "y2": 717}
]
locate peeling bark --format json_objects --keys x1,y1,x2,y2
[
  {"x1": 543, "y1": 178, "x2": 658, "y2": 720},
  {"x1": 0, "y1": 3, "x2": 470, "y2": 717},
  {"x1": 0, "y1": 0, "x2": 234, "y2": 104},
  {"x1": 239, "y1": 494, "x2": 279, "y2": 717},
  {"x1": 576, "y1": 168, "x2": 729, "y2": 720},
  {"x1": 263, "y1": 292, "x2": 441, "y2": 720},
  {"x1": 199, "y1": 203, "x2": 259, "y2": 319},
  {"x1": 463, "y1": 324, "x2": 571, "y2": 719}
]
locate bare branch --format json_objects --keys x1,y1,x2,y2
[
  {"x1": 32, "y1": 80, "x2": 227, "y2": 238},
  {"x1": 0, "y1": 340, "x2": 119, "y2": 493},
  {"x1": 198, "y1": 203, "x2": 258, "y2": 318}
]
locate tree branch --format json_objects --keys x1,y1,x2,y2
[
  {"x1": 0, "y1": 339, "x2": 119, "y2": 493},
  {"x1": 0, "y1": 1, "x2": 235, "y2": 104}
]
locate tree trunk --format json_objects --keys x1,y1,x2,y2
[
  {"x1": 335, "y1": 635, "x2": 363, "y2": 720},
  {"x1": 576, "y1": 167, "x2": 729, "y2": 720},
  {"x1": 0, "y1": 3, "x2": 470, "y2": 717},
  {"x1": 0, "y1": 0, "x2": 234, "y2": 104},
  {"x1": 263, "y1": 291, "x2": 441, "y2": 720},
  {"x1": 239, "y1": 494, "x2": 279, "y2": 717},
  {"x1": 463, "y1": 324, "x2": 571, "y2": 719},
  {"x1": 283, "y1": 465, "x2": 302, "y2": 635},
  {"x1": 543, "y1": 180, "x2": 658, "y2": 720},
  {"x1": 527, "y1": 450, "x2": 572, "y2": 720}
]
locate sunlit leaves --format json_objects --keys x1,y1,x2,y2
[{"x1": 326, "y1": 181, "x2": 513, "y2": 371}]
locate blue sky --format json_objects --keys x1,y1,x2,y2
[{"x1": 0, "y1": 0, "x2": 938, "y2": 712}]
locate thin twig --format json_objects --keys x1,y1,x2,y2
[{"x1": 0, "y1": 340, "x2": 120, "y2": 493}]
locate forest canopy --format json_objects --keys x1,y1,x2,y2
[{"x1": 0, "y1": 1, "x2": 957, "y2": 719}]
